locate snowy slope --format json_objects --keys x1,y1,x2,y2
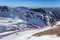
[
  {"x1": 0, "y1": 27, "x2": 60, "y2": 40},
  {"x1": 0, "y1": 17, "x2": 27, "y2": 31}
]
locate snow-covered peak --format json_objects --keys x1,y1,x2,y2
[{"x1": 0, "y1": 6, "x2": 59, "y2": 33}]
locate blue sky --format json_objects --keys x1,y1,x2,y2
[{"x1": 0, "y1": 0, "x2": 60, "y2": 8}]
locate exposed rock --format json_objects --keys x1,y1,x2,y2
[{"x1": 33, "y1": 24, "x2": 60, "y2": 37}]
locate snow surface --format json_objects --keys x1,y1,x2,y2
[
  {"x1": 0, "y1": 17, "x2": 26, "y2": 26},
  {"x1": 53, "y1": 21, "x2": 60, "y2": 28},
  {"x1": 0, "y1": 27, "x2": 60, "y2": 40},
  {"x1": 0, "y1": 31, "x2": 15, "y2": 35},
  {"x1": 0, "y1": 17, "x2": 27, "y2": 31}
]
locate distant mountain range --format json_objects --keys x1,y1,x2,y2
[{"x1": 0, "y1": 6, "x2": 60, "y2": 32}]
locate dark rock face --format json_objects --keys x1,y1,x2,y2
[
  {"x1": 31, "y1": 8, "x2": 46, "y2": 13},
  {"x1": 44, "y1": 8, "x2": 60, "y2": 20},
  {"x1": 0, "y1": 6, "x2": 9, "y2": 12}
]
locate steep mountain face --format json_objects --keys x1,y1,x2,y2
[
  {"x1": 0, "y1": 6, "x2": 16, "y2": 18},
  {"x1": 43, "y1": 8, "x2": 60, "y2": 20},
  {"x1": 30, "y1": 8, "x2": 57, "y2": 24},
  {"x1": 0, "y1": 6, "x2": 59, "y2": 32}
]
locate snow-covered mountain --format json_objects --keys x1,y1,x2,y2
[{"x1": 0, "y1": 6, "x2": 59, "y2": 32}]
